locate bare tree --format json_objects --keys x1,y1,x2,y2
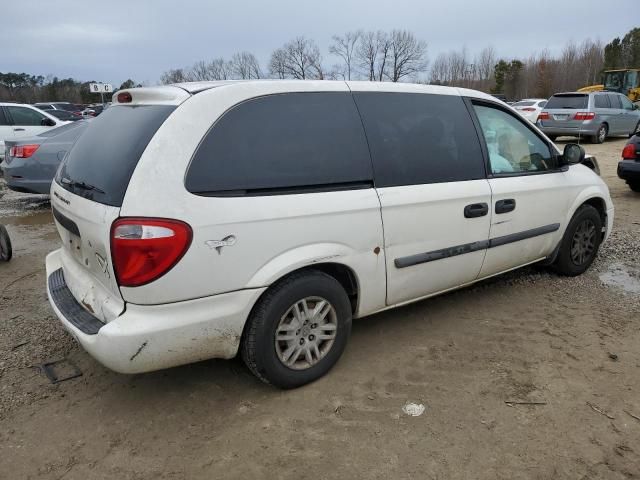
[
  {"x1": 476, "y1": 46, "x2": 496, "y2": 82},
  {"x1": 356, "y1": 31, "x2": 392, "y2": 81},
  {"x1": 189, "y1": 60, "x2": 213, "y2": 81},
  {"x1": 230, "y1": 51, "x2": 262, "y2": 79},
  {"x1": 269, "y1": 37, "x2": 324, "y2": 80},
  {"x1": 329, "y1": 31, "x2": 362, "y2": 80},
  {"x1": 269, "y1": 48, "x2": 288, "y2": 79},
  {"x1": 388, "y1": 30, "x2": 428, "y2": 82},
  {"x1": 160, "y1": 68, "x2": 189, "y2": 84}
]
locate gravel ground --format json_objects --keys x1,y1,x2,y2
[{"x1": 0, "y1": 138, "x2": 639, "y2": 479}]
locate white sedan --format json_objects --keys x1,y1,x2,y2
[
  {"x1": 0, "y1": 103, "x2": 69, "y2": 161},
  {"x1": 512, "y1": 98, "x2": 548, "y2": 123}
]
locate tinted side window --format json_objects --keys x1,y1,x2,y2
[
  {"x1": 7, "y1": 106, "x2": 46, "y2": 126},
  {"x1": 608, "y1": 94, "x2": 622, "y2": 109},
  {"x1": 473, "y1": 104, "x2": 556, "y2": 175},
  {"x1": 186, "y1": 93, "x2": 372, "y2": 195},
  {"x1": 353, "y1": 92, "x2": 485, "y2": 187},
  {"x1": 0, "y1": 108, "x2": 8, "y2": 126},
  {"x1": 594, "y1": 95, "x2": 610, "y2": 108}
]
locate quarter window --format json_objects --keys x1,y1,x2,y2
[
  {"x1": 6, "y1": 106, "x2": 46, "y2": 126},
  {"x1": 186, "y1": 92, "x2": 373, "y2": 195},
  {"x1": 353, "y1": 92, "x2": 485, "y2": 187},
  {"x1": 473, "y1": 104, "x2": 556, "y2": 175}
]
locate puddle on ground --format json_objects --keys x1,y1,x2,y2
[
  {"x1": 1, "y1": 181, "x2": 52, "y2": 227},
  {"x1": 600, "y1": 263, "x2": 640, "y2": 295}
]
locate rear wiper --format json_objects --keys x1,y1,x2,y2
[{"x1": 61, "y1": 177, "x2": 106, "y2": 195}]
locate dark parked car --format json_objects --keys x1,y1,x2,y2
[
  {"x1": 33, "y1": 102, "x2": 83, "y2": 118},
  {"x1": 618, "y1": 132, "x2": 640, "y2": 192},
  {"x1": 1, "y1": 120, "x2": 89, "y2": 194},
  {"x1": 48, "y1": 110, "x2": 82, "y2": 122}
]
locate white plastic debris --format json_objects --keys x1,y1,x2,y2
[{"x1": 402, "y1": 402, "x2": 426, "y2": 417}]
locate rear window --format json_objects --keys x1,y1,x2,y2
[
  {"x1": 185, "y1": 92, "x2": 373, "y2": 195},
  {"x1": 545, "y1": 94, "x2": 588, "y2": 110},
  {"x1": 56, "y1": 105, "x2": 174, "y2": 206}
]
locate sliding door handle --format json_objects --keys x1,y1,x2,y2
[
  {"x1": 495, "y1": 199, "x2": 516, "y2": 214},
  {"x1": 464, "y1": 202, "x2": 489, "y2": 218}
]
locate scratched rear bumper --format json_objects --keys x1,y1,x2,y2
[{"x1": 46, "y1": 250, "x2": 266, "y2": 374}]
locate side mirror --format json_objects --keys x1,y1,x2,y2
[
  {"x1": 42, "y1": 118, "x2": 56, "y2": 127},
  {"x1": 562, "y1": 143, "x2": 585, "y2": 165}
]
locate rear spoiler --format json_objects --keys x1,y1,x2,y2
[{"x1": 111, "y1": 86, "x2": 190, "y2": 106}]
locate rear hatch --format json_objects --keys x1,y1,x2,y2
[
  {"x1": 539, "y1": 93, "x2": 589, "y2": 129},
  {"x1": 50, "y1": 88, "x2": 187, "y2": 322}
]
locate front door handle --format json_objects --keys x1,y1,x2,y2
[
  {"x1": 13, "y1": 128, "x2": 25, "y2": 132},
  {"x1": 495, "y1": 199, "x2": 516, "y2": 214},
  {"x1": 464, "y1": 202, "x2": 489, "y2": 218}
]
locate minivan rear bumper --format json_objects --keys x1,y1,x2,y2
[{"x1": 46, "y1": 249, "x2": 265, "y2": 373}]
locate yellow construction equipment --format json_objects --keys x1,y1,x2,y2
[{"x1": 578, "y1": 69, "x2": 640, "y2": 102}]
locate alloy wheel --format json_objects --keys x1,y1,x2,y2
[
  {"x1": 570, "y1": 219, "x2": 596, "y2": 266},
  {"x1": 274, "y1": 296, "x2": 338, "y2": 370}
]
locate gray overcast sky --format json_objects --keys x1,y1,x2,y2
[{"x1": 2, "y1": 0, "x2": 637, "y2": 86}]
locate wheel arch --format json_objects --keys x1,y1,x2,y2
[{"x1": 565, "y1": 190, "x2": 610, "y2": 241}]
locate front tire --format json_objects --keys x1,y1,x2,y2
[
  {"x1": 629, "y1": 182, "x2": 640, "y2": 193},
  {"x1": 241, "y1": 270, "x2": 352, "y2": 389},
  {"x1": 554, "y1": 205, "x2": 602, "y2": 276},
  {"x1": 630, "y1": 121, "x2": 640, "y2": 138},
  {"x1": 592, "y1": 124, "x2": 607, "y2": 144}
]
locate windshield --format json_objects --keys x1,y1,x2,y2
[
  {"x1": 56, "y1": 105, "x2": 175, "y2": 206},
  {"x1": 545, "y1": 94, "x2": 588, "y2": 109},
  {"x1": 604, "y1": 72, "x2": 625, "y2": 92}
]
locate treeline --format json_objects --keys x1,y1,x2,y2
[
  {"x1": 0, "y1": 75, "x2": 142, "y2": 104},
  {"x1": 161, "y1": 27, "x2": 639, "y2": 101},
  {"x1": 2, "y1": 27, "x2": 638, "y2": 104}
]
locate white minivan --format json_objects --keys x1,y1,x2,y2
[{"x1": 46, "y1": 81, "x2": 614, "y2": 388}]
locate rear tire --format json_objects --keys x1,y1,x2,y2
[
  {"x1": 629, "y1": 182, "x2": 640, "y2": 193},
  {"x1": 591, "y1": 124, "x2": 607, "y2": 144},
  {"x1": 0, "y1": 225, "x2": 12, "y2": 262},
  {"x1": 554, "y1": 205, "x2": 602, "y2": 276},
  {"x1": 241, "y1": 270, "x2": 352, "y2": 389}
]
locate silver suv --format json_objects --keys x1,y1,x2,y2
[{"x1": 538, "y1": 91, "x2": 640, "y2": 143}]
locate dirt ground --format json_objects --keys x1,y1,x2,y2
[{"x1": 0, "y1": 138, "x2": 639, "y2": 480}]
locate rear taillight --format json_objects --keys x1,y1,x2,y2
[
  {"x1": 537, "y1": 112, "x2": 550, "y2": 121},
  {"x1": 574, "y1": 112, "x2": 595, "y2": 121},
  {"x1": 110, "y1": 218, "x2": 192, "y2": 287},
  {"x1": 9, "y1": 144, "x2": 40, "y2": 158},
  {"x1": 622, "y1": 144, "x2": 637, "y2": 160},
  {"x1": 72, "y1": 111, "x2": 82, "y2": 117}
]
